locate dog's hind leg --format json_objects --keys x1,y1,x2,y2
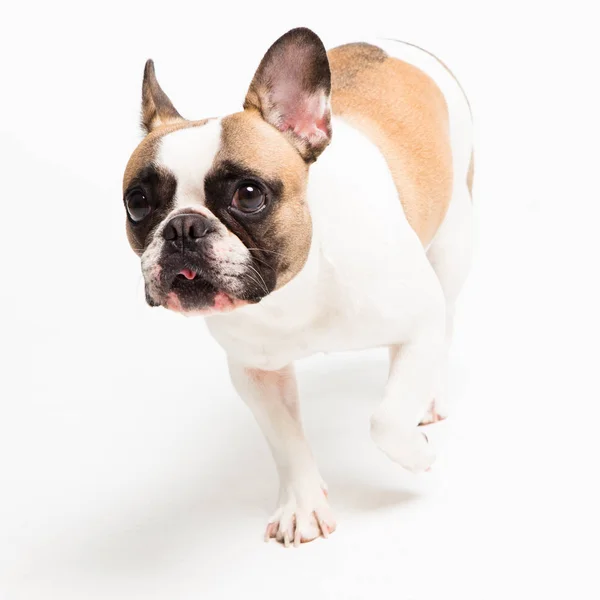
[
  {"x1": 371, "y1": 264, "x2": 446, "y2": 472},
  {"x1": 424, "y1": 182, "x2": 473, "y2": 424}
]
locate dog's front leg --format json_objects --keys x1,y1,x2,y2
[
  {"x1": 371, "y1": 323, "x2": 444, "y2": 473},
  {"x1": 228, "y1": 360, "x2": 335, "y2": 546}
]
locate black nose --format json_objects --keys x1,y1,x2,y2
[{"x1": 162, "y1": 214, "x2": 210, "y2": 244}]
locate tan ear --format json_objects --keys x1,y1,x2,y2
[
  {"x1": 244, "y1": 28, "x2": 332, "y2": 163},
  {"x1": 141, "y1": 60, "x2": 185, "y2": 134}
]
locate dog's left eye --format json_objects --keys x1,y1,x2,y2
[
  {"x1": 231, "y1": 184, "x2": 265, "y2": 213},
  {"x1": 126, "y1": 190, "x2": 152, "y2": 222}
]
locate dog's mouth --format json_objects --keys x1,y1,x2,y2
[
  {"x1": 169, "y1": 270, "x2": 217, "y2": 297},
  {"x1": 166, "y1": 268, "x2": 219, "y2": 309},
  {"x1": 144, "y1": 251, "x2": 268, "y2": 314},
  {"x1": 147, "y1": 264, "x2": 251, "y2": 315}
]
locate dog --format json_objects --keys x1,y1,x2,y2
[{"x1": 122, "y1": 27, "x2": 473, "y2": 547}]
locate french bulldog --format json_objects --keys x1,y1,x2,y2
[{"x1": 122, "y1": 28, "x2": 473, "y2": 546}]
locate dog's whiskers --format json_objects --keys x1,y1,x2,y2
[
  {"x1": 247, "y1": 254, "x2": 276, "y2": 271},
  {"x1": 245, "y1": 264, "x2": 269, "y2": 296}
]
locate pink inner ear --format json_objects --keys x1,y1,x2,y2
[{"x1": 277, "y1": 91, "x2": 329, "y2": 142}]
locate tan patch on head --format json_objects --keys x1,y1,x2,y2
[
  {"x1": 122, "y1": 119, "x2": 210, "y2": 192},
  {"x1": 219, "y1": 111, "x2": 307, "y2": 180},
  {"x1": 328, "y1": 43, "x2": 453, "y2": 246},
  {"x1": 218, "y1": 111, "x2": 311, "y2": 288}
]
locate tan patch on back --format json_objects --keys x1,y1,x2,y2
[
  {"x1": 218, "y1": 111, "x2": 311, "y2": 288},
  {"x1": 328, "y1": 43, "x2": 453, "y2": 245}
]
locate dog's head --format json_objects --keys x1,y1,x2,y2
[{"x1": 122, "y1": 28, "x2": 331, "y2": 315}]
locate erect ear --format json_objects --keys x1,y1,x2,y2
[
  {"x1": 141, "y1": 59, "x2": 185, "y2": 134},
  {"x1": 244, "y1": 28, "x2": 332, "y2": 163}
]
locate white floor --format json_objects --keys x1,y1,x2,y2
[{"x1": 2, "y1": 2, "x2": 599, "y2": 599}]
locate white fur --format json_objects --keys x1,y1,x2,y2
[
  {"x1": 208, "y1": 117, "x2": 445, "y2": 368},
  {"x1": 228, "y1": 362, "x2": 335, "y2": 545},
  {"x1": 157, "y1": 119, "x2": 223, "y2": 208},
  {"x1": 148, "y1": 41, "x2": 473, "y2": 544},
  {"x1": 210, "y1": 116, "x2": 449, "y2": 482}
]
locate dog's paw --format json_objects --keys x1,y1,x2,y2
[
  {"x1": 371, "y1": 421, "x2": 436, "y2": 472},
  {"x1": 265, "y1": 479, "x2": 336, "y2": 547}
]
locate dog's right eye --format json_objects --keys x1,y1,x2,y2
[{"x1": 126, "y1": 191, "x2": 152, "y2": 222}]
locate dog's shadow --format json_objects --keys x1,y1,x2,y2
[{"x1": 68, "y1": 352, "x2": 421, "y2": 575}]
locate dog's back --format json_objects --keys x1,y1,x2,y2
[{"x1": 328, "y1": 41, "x2": 472, "y2": 246}]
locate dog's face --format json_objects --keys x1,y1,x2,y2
[{"x1": 122, "y1": 28, "x2": 332, "y2": 315}]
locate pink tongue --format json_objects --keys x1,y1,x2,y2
[{"x1": 179, "y1": 269, "x2": 197, "y2": 280}]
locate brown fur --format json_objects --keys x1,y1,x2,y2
[
  {"x1": 380, "y1": 40, "x2": 475, "y2": 198},
  {"x1": 217, "y1": 111, "x2": 311, "y2": 288},
  {"x1": 328, "y1": 43, "x2": 454, "y2": 246}
]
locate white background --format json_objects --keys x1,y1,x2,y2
[{"x1": 1, "y1": 1, "x2": 599, "y2": 598}]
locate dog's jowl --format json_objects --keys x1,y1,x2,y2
[{"x1": 122, "y1": 28, "x2": 473, "y2": 546}]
